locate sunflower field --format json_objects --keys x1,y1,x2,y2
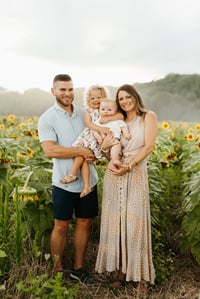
[{"x1": 0, "y1": 115, "x2": 200, "y2": 298}]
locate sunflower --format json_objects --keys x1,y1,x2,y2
[
  {"x1": 17, "y1": 147, "x2": 34, "y2": 159},
  {"x1": 23, "y1": 130, "x2": 32, "y2": 136},
  {"x1": 195, "y1": 124, "x2": 200, "y2": 131},
  {"x1": 8, "y1": 114, "x2": 16, "y2": 121},
  {"x1": 168, "y1": 129, "x2": 174, "y2": 140},
  {"x1": 186, "y1": 133, "x2": 195, "y2": 141},
  {"x1": 26, "y1": 147, "x2": 34, "y2": 158},
  {"x1": 0, "y1": 124, "x2": 5, "y2": 130},
  {"x1": 188, "y1": 128, "x2": 193, "y2": 133},
  {"x1": 165, "y1": 152, "x2": 177, "y2": 161},
  {"x1": 19, "y1": 123, "x2": 26, "y2": 129},
  {"x1": 12, "y1": 187, "x2": 39, "y2": 202},
  {"x1": 8, "y1": 135, "x2": 19, "y2": 140},
  {"x1": 161, "y1": 122, "x2": 170, "y2": 129},
  {"x1": 27, "y1": 118, "x2": 33, "y2": 123},
  {"x1": 174, "y1": 143, "x2": 180, "y2": 151},
  {"x1": 17, "y1": 152, "x2": 28, "y2": 158}
]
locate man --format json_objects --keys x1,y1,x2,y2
[{"x1": 38, "y1": 74, "x2": 98, "y2": 284}]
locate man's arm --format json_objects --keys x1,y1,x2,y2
[{"x1": 41, "y1": 140, "x2": 95, "y2": 160}]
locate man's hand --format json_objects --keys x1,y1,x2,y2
[{"x1": 79, "y1": 147, "x2": 96, "y2": 163}]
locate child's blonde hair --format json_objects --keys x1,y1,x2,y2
[{"x1": 83, "y1": 85, "x2": 110, "y2": 108}]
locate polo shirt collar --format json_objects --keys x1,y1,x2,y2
[{"x1": 54, "y1": 103, "x2": 78, "y2": 117}]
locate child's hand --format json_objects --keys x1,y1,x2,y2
[
  {"x1": 124, "y1": 133, "x2": 132, "y2": 140},
  {"x1": 99, "y1": 117, "x2": 110, "y2": 124},
  {"x1": 100, "y1": 127, "x2": 111, "y2": 134}
]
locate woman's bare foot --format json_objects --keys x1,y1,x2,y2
[
  {"x1": 110, "y1": 270, "x2": 125, "y2": 289},
  {"x1": 136, "y1": 281, "x2": 148, "y2": 294}
]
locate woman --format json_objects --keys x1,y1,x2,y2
[{"x1": 95, "y1": 84, "x2": 158, "y2": 292}]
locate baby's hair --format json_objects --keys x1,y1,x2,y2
[
  {"x1": 83, "y1": 85, "x2": 111, "y2": 108},
  {"x1": 100, "y1": 98, "x2": 118, "y2": 110}
]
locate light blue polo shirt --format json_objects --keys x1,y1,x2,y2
[{"x1": 38, "y1": 103, "x2": 98, "y2": 192}]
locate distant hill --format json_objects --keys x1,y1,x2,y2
[{"x1": 0, "y1": 73, "x2": 199, "y2": 121}]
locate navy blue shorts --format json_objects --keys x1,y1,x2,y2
[{"x1": 52, "y1": 185, "x2": 98, "y2": 220}]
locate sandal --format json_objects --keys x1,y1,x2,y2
[
  {"x1": 80, "y1": 187, "x2": 93, "y2": 198},
  {"x1": 60, "y1": 173, "x2": 78, "y2": 184}
]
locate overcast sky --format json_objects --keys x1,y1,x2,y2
[{"x1": 0, "y1": 0, "x2": 199, "y2": 92}]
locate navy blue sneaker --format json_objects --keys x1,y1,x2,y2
[{"x1": 70, "y1": 268, "x2": 94, "y2": 284}]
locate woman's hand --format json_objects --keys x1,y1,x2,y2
[
  {"x1": 101, "y1": 133, "x2": 119, "y2": 151},
  {"x1": 110, "y1": 163, "x2": 129, "y2": 176}
]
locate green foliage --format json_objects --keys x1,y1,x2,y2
[
  {"x1": 14, "y1": 188, "x2": 23, "y2": 264},
  {"x1": 180, "y1": 132, "x2": 200, "y2": 263},
  {"x1": 16, "y1": 272, "x2": 79, "y2": 299},
  {"x1": 0, "y1": 115, "x2": 200, "y2": 291}
]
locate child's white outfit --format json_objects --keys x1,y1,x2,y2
[
  {"x1": 72, "y1": 108, "x2": 103, "y2": 159},
  {"x1": 95, "y1": 118, "x2": 128, "y2": 139}
]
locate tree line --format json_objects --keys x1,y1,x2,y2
[{"x1": 0, "y1": 73, "x2": 199, "y2": 122}]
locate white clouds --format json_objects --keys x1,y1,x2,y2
[{"x1": 0, "y1": 0, "x2": 199, "y2": 91}]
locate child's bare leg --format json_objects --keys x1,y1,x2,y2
[
  {"x1": 109, "y1": 142, "x2": 122, "y2": 171},
  {"x1": 60, "y1": 156, "x2": 84, "y2": 184},
  {"x1": 93, "y1": 131, "x2": 103, "y2": 145},
  {"x1": 80, "y1": 161, "x2": 93, "y2": 198}
]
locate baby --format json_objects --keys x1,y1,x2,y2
[{"x1": 94, "y1": 98, "x2": 131, "y2": 170}]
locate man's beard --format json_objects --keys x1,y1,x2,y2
[{"x1": 56, "y1": 96, "x2": 74, "y2": 107}]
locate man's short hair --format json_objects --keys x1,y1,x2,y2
[{"x1": 53, "y1": 74, "x2": 72, "y2": 86}]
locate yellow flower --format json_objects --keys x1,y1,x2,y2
[
  {"x1": 8, "y1": 114, "x2": 16, "y2": 121},
  {"x1": 188, "y1": 127, "x2": 193, "y2": 133},
  {"x1": 161, "y1": 161, "x2": 170, "y2": 168},
  {"x1": 195, "y1": 124, "x2": 200, "y2": 131},
  {"x1": 8, "y1": 135, "x2": 19, "y2": 140},
  {"x1": 16, "y1": 147, "x2": 34, "y2": 159},
  {"x1": 12, "y1": 187, "x2": 39, "y2": 202},
  {"x1": 26, "y1": 147, "x2": 34, "y2": 158},
  {"x1": 31, "y1": 132, "x2": 39, "y2": 140},
  {"x1": 186, "y1": 133, "x2": 195, "y2": 141},
  {"x1": 168, "y1": 129, "x2": 174, "y2": 140},
  {"x1": 19, "y1": 123, "x2": 26, "y2": 129},
  {"x1": 0, "y1": 124, "x2": 5, "y2": 130},
  {"x1": 17, "y1": 152, "x2": 28, "y2": 158},
  {"x1": 23, "y1": 130, "x2": 32, "y2": 136},
  {"x1": 27, "y1": 118, "x2": 33, "y2": 123},
  {"x1": 165, "y1": 152, "x2": 177, "y2": 161},
  {"x1": 161, "y1": 122, "x2": 170, "y2": 129}
]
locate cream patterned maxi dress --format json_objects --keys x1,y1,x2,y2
[{"x1": 95, "y1": 115, "x2": 155, "y2": 284}]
